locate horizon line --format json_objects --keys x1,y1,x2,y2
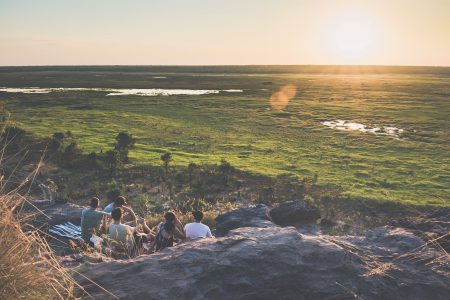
[{"x1": 0, "y1": 63, "x2": 449, "y2": 68}]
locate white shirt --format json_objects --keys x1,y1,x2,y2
[
  {"x1": 109, "y1": 223, "x2": 136, "y2": 248},
  {"x1": 184, "y1": 222, "x2": 213, "y2": 240}
]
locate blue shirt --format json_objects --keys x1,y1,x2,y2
[{"x1": 103, "y1": 202, "x2": 114, "y2": 213}]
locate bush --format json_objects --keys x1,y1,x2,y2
[
  {"x1": 129, "y1": 194, "x2": 152, "y2": 217},
  {"x1": 106, "y1": 179, "x2": 124, "y2": 201}
]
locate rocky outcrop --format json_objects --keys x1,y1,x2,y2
[
  {"x1": 76, "y1": 207, "x2": 450, "y2": 300},
  {"x1": 391, "y1": 207, "x2": 450, "y2": 251},
  {"x1": 269, "y1": 200, "x2": 321, "y2": 226},
  {"x1": 30, "y1": 203, "x2": 84, "y2": 228},
  {"x1": 215, "y1": 204, "x2": 274, "y2": 236}
]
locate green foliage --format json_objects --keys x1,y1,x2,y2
[
  {"x1": 114, "y1": 132, "x2": 135, "y2": 163},
  {"x1": 129, "y1": 193, "x2": 152, "y2": 217},
  {"x1": 2, "y1": 66, "x2": 449, "y2": 205},
  {"x1": 104, "y1": 150, "x2": 122, "y2": 173},
  {"x1": 86, "y1": 151, "x2": 98, "y2": 168},
  {"x1": 1, "y1": 126, "x2": 27, "y2": 150},
  {"x1": 161, "y1": 152, "x2": 172, "y2": 179},
  {"x1": 61, "y1": 142, "x2": 82, "y2": 168},
  {"x1": 106, "y1": 179, "x2": 124, "y2": 201}
]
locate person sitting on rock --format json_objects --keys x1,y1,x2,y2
[
  {"x1": 104, "y1": 196, "x2": 154, "y2": 237},
  {"x1": 184, "y1": 210, "x2": 214, "y2": 240},
  {"x1": 81, "y1": 197, "x2": 110, "y2": 245},
  {"x1": 108, "y1": 207, "x2": 152, "y2": 257},
  {"x1": 152, "y1": 211, "x2": 185, "y2": 252}
]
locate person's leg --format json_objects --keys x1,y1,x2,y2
[{"x1": 137, "y1": 218, "x2": 153, "y2": 235}]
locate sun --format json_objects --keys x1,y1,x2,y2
[{"x1": 325, "y1": 13, "x2": 381, "y2": 64}]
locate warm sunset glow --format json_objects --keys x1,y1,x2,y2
[
  {"x1": 324, "y1": 13, "x2": 381, "y2": 64},
  {"x1": 1, "y1": 0, "x2": 450, "y2": 66}
]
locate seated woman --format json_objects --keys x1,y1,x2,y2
[{"x1": 152, "y1": 211, "x2": 185, "y2": 252}]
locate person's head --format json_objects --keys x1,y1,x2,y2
[
  {"x1": 192, "y1": 210, "x2": 203, "y2": 222},
  {"x1": 90, "y1": 197, "x2": 100, "y2": 209},
  {"x1": 114, "y1": 196, "x2": 127, "y2": 208},
  {"x1": 164, "y1": 211, "x2": 176, "y2": 232},
  {"x1": 164, "y1": 211, "x2": 176, "y2": 224},
  {"x1": 111, "y1": 207, "x2": 122, "y2": 222}
]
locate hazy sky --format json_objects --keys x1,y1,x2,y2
[{"x1": 1, "y1": 0, "x2": 449, "y2": 66}]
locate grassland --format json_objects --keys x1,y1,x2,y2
[{"x1": 0, "y1": 66, "x2": 449, "y2": 205}]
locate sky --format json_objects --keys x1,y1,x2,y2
[{"x1": 1, "y1": 0, "x2": 450, "y2": 66}]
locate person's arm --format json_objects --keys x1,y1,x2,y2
[
  {"x1": 206, "y1": 227, "x2": 214, "y2": 238},
  {"x1": 122, "y1": 206, "x2": 138, "y2": 226},
  {"x1": 175, "y1": 216, "x2": 183, "y2": 231},
  {"x1": 174, "y1": 226, "x2": 186, "y2": 240},
  {"x1": 126, "y1": 224, "x2": 137, "y2": 234}
]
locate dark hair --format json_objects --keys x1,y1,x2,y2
[
  {"x1": 164, "y1": 211, "x2": 176, "y2": 233},
  {"x1": 90, "y1": 197, "x2": 100, "y2": 209},
  {"x1": 114, "y1": 196, "x2": 127, "y2": 207},
  {"x1": 111, "y1": 207, "x2": 122, "y2": 221},
  {"x1": 192, "y1": 210, "x2": 203, "y2": 221}
]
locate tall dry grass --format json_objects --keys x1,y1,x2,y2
[
  {"x1": 0, "y1": 118, "x2": 78, "y2": 299},
  {"x1": 0, "y1": 192, "x2": 77, "y2": 299}
]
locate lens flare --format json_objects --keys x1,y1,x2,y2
[{"x1": 269, "y1": 84, "x2": 297, "y2": 111}]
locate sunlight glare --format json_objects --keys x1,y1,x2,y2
[{"x1": 325, "y1": 13, "x2": 381, "y2": 63}]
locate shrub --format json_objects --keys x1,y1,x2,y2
[
  {"x1": 114, "y1": 132, "x2": 136, "y2": 163},
  {"x1": 129, "y1": 194, "x2": 152, "y2": 217},
  {"x1": 106, "y1": 179, "x2": 124, "y2": 201}
]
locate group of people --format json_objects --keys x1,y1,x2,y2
[{"x1": 80, "y1": 196, "x2": 213, "y2": 257}]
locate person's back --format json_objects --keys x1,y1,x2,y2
[
  {"x1": 109, "y1": 223, "x2": 135, "y2": 249},
  {"x1": 81, "y1": 198, "x2": 109, "y2": 243},
  {"x1": 184, "y1": 222, "x2": 212, "y2": 240},
  {"x1": 108, "y1": 208, "x2": 136, "y2": 253},
  {"x1": 184, "y1": 210, "x2": 213, "y2": 240},
  {"x1": 153, "y1": 211, "x2": 185, "y2": 251}
]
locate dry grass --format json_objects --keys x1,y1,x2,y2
[
  {"x1": 0, "y1": 120, "x2": 78, "y2": 299},
  {"x1": 0, "y1": 193, "x2": 78, "y2": 299}
]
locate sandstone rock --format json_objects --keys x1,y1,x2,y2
[
  {"x1": 270, "y1": 200, "x2": 321, "y2": 226},
  {"x1": 391, "y1": 207, "x2": 450, "y2": 251},
  {"x1": 215, "y1": 204, "x2": 274, "y2": 236},
  {"x1": 77, "y1": 226, "x2": 449, "y2": 300},
  {"x1": 30, "y1": 203, "x2": 84, "y2": 228}
]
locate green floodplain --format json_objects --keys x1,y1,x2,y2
[{"x1": 0, "y1": 65, "x2": 449, "y2": 206}]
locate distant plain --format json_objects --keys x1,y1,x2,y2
[{"x1": 1, "y1": 65, "x2": 449, "y2": 205}]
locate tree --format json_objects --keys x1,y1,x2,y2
[
  {"x1": 1, "y1": 126, "x2": 27, "y2": 150},
  {"x1": 85, "y1": 151, "x2": 98, "y2": 169},
  {"x1": 61, "y1": 142, "x2": 82, "y2": 168},
  {"x1": 187, "y1": 162, "x2": 198, "y2": 183},
  {"x1": 114, "y1": 132, "x2": 135, "y2": 163},
  {"x1": 160, "y1": 152, "x2": 172, "y2": 179},
  {"x1": 49, "y1": 132, "x2": 65, "y2": 151},
  {"x1": 105, "y1": 150, "x2": 121, "y2": 175},
  {"x1": 219, "y1": 159, "x2": 234, "y2": 186}
]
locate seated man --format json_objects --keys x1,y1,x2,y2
[
  {"x1": 184, "y1": 210, "x2": 214, "y2": 240},
  {"x1": 105, "y1": 196, "x2": 154, "y2": 237},
  {"x1": 81, "y1": 197, "x2": 110, "y2": 245},
  {"x1": 108, "y1": 207, "x2": 138, "y2": 255}
]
